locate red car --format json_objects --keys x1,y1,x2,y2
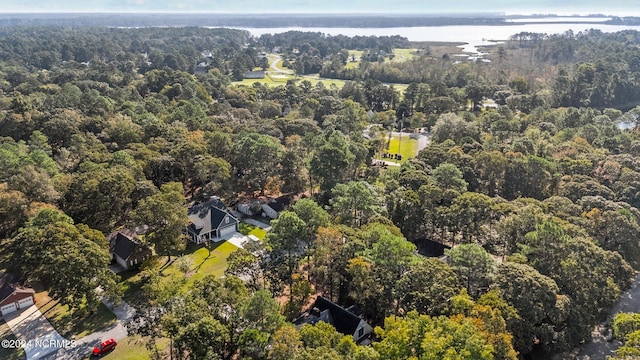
[{"x1": 92, "y1": 338, "x2": 117, "y2": 356}]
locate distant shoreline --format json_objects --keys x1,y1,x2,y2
[{"x1": 0, "y1": 12, "x2": 634, "y2": 28}]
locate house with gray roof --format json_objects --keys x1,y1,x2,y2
[
  {"x1": 186, "y1": 198, "x2": 239, "y2": 244},
  {"x1": 294, "y1": 296, "x2": 373, "y2": 344},
  {"x1": 107, "y1": 229, "x2": 152, "y2": 271}
]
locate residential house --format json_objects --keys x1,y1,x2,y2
[
  {"x1": 294, "y1": 296, "x2": 373, "y2": 344},
  {"x1": 186, "y1": 197, "x2": 239, "y2": 244},
  {"x1": 260, "y1": 196, "x2": 293, "y2": 220},
  {"x1": 107, "y1": 229, "x2": 153, "y2": 271},
  {"x1": 0, "y1": 274, "x2": 35, "y2": 316}
]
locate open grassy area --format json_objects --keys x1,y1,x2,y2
[
  {"x1": 161, "y1": 241, "x2": 239, "y2": 290},
  {"x1": 236, "y1": 75, "x2": 293, "y2": 86},
  {"x1": 80, "y1": 335, "x2": 170, "y2": 360},
  {"x1": 0, "y1": 320, "x2": 25, "y2": 360},
  {"x1": 390, "y1": 48, "x2": 417, "y2": 62},
  {"x1": 238, "y1": 222, "x2": 268, "y2": 240},
  {"x1": 35, "y1": 292, "x2": 117, "y2": 339},
  {"x1": 346, "y1": 50, "x2": 363, "y2": 69},
  {"x1": 120, "y1": 241, "x2": 240, "y2": 304},
  {"x1": 382, "y1": 134, "x2": 419, "y2": 163}
]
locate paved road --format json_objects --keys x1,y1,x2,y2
[
  {"x1": 269, "y1": 55, "x2": 293, "y2": 75},
  {"x1": 577, "y1": 272, "x2": 640, "y2": 359},
  {"x1": 416, "y1": 132, "x2": 430, "y2": 152},
  {"x1": 43, "y1": 299, "x2": 136, "y2": 359}
]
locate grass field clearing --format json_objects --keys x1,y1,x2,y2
[
  {"x1": 382, "y1": 134, "x2": 419, "y2": 163},
  {"x1": 35, "y1": 291, "x2": 117, "y2": 339}
]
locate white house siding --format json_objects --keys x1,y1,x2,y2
[
  {"x1": 353, "y1": 320, "x2": 373, "y2": 342},
  {"x1": 115, "y1": 255, "x2": 129, "y2": 269},
  {"x1": 261, "y1": 204, "x2": 279, "y2": 219},
  {"x1": 237, "y1": 203, "x2": 253, "y2": 216}
]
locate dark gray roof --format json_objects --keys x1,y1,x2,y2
[
  {"x1": 311, "y1": 297, "x2": 363, "y2": 337},
  {"x1": 267, "y1": 196, "x2": 291, "y2": 213},
  {"x1": 0, "y1": 273, "x2": 33, "y2": 302},
  {"x1": 108, "y1": 230, "x2": 149, "y2": 261},
  {"x1": 187, "y1": 198, "x2": 238, "y2": 235}
]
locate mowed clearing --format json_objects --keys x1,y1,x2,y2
[
  {"x1": 382, "y1": 134, "x2": 419, "y2": 164},
  {"x1": 234, "y1": 50, "x2": 416, "y2": 92}
]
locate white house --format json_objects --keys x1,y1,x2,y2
[{"x1": 186, "y1": 198, "x2": 239, "y2": 244}]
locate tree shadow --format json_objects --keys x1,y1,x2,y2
[{"x1": 192, "y1": 241, "x2": 225, "y2": 272}]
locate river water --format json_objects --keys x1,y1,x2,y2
[{"x1": 230, "y1": 21, "x2": 640, "y2": 54}]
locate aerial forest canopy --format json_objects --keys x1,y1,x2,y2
[{"x1": 1, "y1": 24, "x2": 640, "y2": 359}]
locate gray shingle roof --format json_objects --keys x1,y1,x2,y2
[
  {"x1": 108, "y1": 229, "x2": 150, "y2": 261},
  {"x1": 187, "y1": 198, "x2": 238, "y2": 235}
]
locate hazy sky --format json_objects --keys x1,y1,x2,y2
[{"x1": 2, "y1": 0, "x2": 640, "y2": 15}]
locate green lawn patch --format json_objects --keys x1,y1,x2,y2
[
  {"x1": 161, "y1": 241, "x2": 239, "y2": 290},
  {"x1": 81, "y1": 335, "x2": 170, "y2": 360},
  {"x1": 118, "y1": 267, "x2": 153, "y2": 307},
  {"x1": 249, "y1": 227, "x2": 268, "y2": 240},
  {"x1": 120, "y1": 240, "x2": 243, "y2": 304},
  {"x1": 0, "y1": 320, "x2": 25, "y2": 360},
  {"x1": 238, "y1": 223, "x2": 267, "y2": 240},
  {"x1": 383, "y1": 135, "x2": 419, "y2": 163},
  {"x1": 346, "y1": 50, "x2": 363, "y2": 69},
  {"x1": 238, "y1": 222, "x2": 267, "y2": 240},
  {"x1": 36, "y1": 292, "x2": 117, "y2": 339},
  {"x1": 391, "y1": 48, "x2": 417, "y2": 62}
]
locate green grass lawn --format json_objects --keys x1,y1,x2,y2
[
  {"x1": 0, "y1": 320, "x2": 25, "y2": 360},
  {"x1": 346, "y1": 50, "x2": 363, "y2": 69},
  {"x1": 238, "y1": 222, "x2": 268, "y2": 240},
  {"x1": 236, "y1": 75, "x2": 293, "y2": 86},
  {"x1": 161, "y1": 241, "x2": 239, "y2": 290},
  {"x1": 81, "y1": 335, "x2": 170, "y2": 360},
  {"x1": 248, "y1": 227, "x2": 268, "y2": 240},
  {"x1": 391, "y1": 48, "x2": 417, "y2": 62},
  {"x1": 121, "y1": 239, "x2": 244, "y2": 305},
  {"x1": 36, "y1": 292, "x2": 117, "y2": 339},
  {"x1": 383, "y1": 135, "x2": 419, "y2": 163}
]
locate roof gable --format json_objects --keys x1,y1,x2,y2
[
  {"x1": 312, "y1": 297, "x2": 362, "y2": 336},
  {"x1": 188, "y1": 199, "x2": 238, "y2": 233},
  {"x1": 108, "y1": 230, "x2": 149, "y2": 261},
  {"x1": 0, "y1": 273, "x2": 34, "y2": 303}
]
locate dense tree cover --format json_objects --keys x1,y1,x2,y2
[
  {"x1": 6, "y1": 207, "x2": 120, "y2": 308},
  {"x1": 1, "y1": 24, "x2": 640, "y2": 359}
]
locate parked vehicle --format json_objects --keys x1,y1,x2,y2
[{"x1": 92, "y1": 338, "x2": 117, "y2": 356}]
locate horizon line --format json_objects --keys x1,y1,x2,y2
[{"x1": 0, "y1": 11, "x2": 627, "y2": 16}]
